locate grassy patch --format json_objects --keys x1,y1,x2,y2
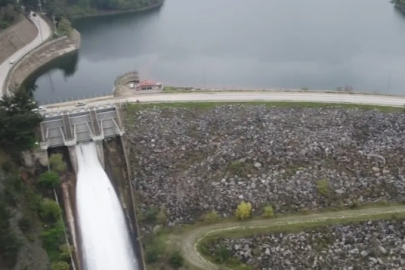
[
  {"x1": 228, "y1": 160, "x2": 255, "y2": 176},
  {"x1": 126, "y1": 101, "x2": 403, "y2": 113},
  {"x1": 282, "y1": 165, "x2": 303, "y2": 179}
]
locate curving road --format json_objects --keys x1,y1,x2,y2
[
  {"x1": 0, "y1": 12, "x2": 52, "y2": 96},
  {"x1": 43, "y1": 91, "x2": 405, "y2": 113}
]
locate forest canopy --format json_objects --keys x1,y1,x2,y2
[{"x1": 23, "y1": 0, "x2": 163, "y2": 18}]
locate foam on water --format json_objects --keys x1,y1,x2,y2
[{"x1": 75, "y1": 142, "x2": 137, "y2": 270}]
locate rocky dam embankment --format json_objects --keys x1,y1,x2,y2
[
  {"x1": 125, "y1": 105, "x2": 405, "y2": 230},
  {"x1": 207, "y1": 220, "x2": 405, "y2": 270}
]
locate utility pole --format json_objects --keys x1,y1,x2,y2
[
  {"x1": 387, "y1": 71, "x2": 392, "y2": 94},
  {"x1": 203, "y1": 67, "x2": 206, "y2": 88},
  {"x1": 52, "y1": 15, "x2": 58, "y2": 36}
]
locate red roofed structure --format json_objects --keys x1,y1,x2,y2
[{"x1": 136, "y1": 80, "x2": 163, "y2": 91}]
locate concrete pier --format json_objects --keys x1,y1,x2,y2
[
  {"x1": 95, "y1": 140, "x2": 104, "y2": 168},
  {"x1": 68, "y1": 146, "x2": 78, "y2": 174}
]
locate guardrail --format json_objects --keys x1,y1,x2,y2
[{"x1": 38, "y1": 91, "x2": 114, "y2": 105}]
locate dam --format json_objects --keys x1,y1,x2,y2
[{"x1": 38, "y1": 104, "x2": 143, "y2": 270}]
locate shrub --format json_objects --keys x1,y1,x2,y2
[
  {"x1": 57, "y1": 18, "x2": 73, "y2": 37},
  {"x1": 213, "y1": 244, "x2": 232, "y2": 264},
  {"x1": 39, "y1": 198, "x2": 61, "y2": 223},
  {"x1": 145, "y1": 247, "x2": 159, "y2": 263},
  {"x1": 143, "y1": 232, "x2": 165, "y2": 264},
  {"x1": 156, "y1": 208, "x2": 167, "y2": 225},
  {"x1": 1, "y1": 159, "x2": 16, "y2": 173},
  {"x1": 41, "y1": 221, "x2": 65, "y2": 251},
  {"x1": 49, "y1": 154, "x2": 67, "y2": 173},
  {"x1": 143, "y1": 208, "x2": 158, "y2": 222},
  {"x1": 235, "y1": 201, "x2": 252, "y2": 220},
  {"x1": 59, "y1": 244, "x2": 72, "y2": 260},
  {"x1": 316, "y1": 179, "x2": 330, "y2": 197},
  {"x1": 51, "y1": 261, "x2": 70, "y2": 270},
  {"x1": 262, "y1": 205, "x2": 274, "y2": 218},
  {"x1": 204, "y1": 210, "x2": 220, "y2": 223},
  {"x1": 38, "y1": 171, "x2": 60, "y2": 189},
  {"x1": 169, "y1": 250, "x2": 184, "y2": 269},
  {"x1": 228, "y1": 160, "x2": 254, "y2": 176},
  {"x1": 18, "y1": 217, "x2": 31, "y2": 233}
]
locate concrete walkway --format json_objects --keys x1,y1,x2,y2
[
  {"x1": 175, "y1": 205, "x2": 405, "y2": 270},
  {"x1": 0, "y1": 12, "x2": 52, "y2": 96}
]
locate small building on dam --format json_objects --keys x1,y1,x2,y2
[{"x1": 38, "y1": 104, "x2": 145, "y2": 270}]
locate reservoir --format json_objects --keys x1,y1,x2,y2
[{"x1": 28, "y1": 0, "x2": 405, "y2": 104}]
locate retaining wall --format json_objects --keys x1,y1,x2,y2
[
  {"x1": 0, "y1": 16, "x2": 38, "y2": 65},
  {"x1": 5, "y1": 29, "x2": 81, "y2": 94}
]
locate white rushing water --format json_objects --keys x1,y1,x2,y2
[{"x1": 75, "y1": 142, "x2": 137, "y2": 270}]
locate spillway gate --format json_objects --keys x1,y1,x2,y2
[{"x1": 39, "y1": 105, "x2": 124, "y2": 150}]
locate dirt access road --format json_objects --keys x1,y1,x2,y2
[{"x1": 172, "y1": 205, "x2": 405, "y2": 270}]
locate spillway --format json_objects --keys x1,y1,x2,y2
[{"x1": 75, "y1": 142, "x2": 137, "y2": 270}]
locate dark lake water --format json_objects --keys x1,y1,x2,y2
[{"x1": 28, "y1": 0, "x2": 405, "y2": 104}]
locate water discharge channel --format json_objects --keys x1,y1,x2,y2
[{"x1": 75, "y1": 142, "x2": 138, "y2": 270}]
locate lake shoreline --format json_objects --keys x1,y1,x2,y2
[
  {"x1": 71, "y1": 1, "x2": 164, "y2": 19},
  {"x1": 394, "y1": 3, "x2": 405, "y2": 14}
]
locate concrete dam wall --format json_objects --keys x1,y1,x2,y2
[{"x1": 0, "y1": 16, "x2": 38, "y2": 65}]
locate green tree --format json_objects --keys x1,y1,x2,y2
[
  {"x1": 39, "y1": 198, "x2": 61, "y2": 223},
  {"x1": 235, "y1": 201, "x2": 252, "y2": 220},
  {"x1": 0, "y1": 3, "x2": 19, "y2": 29},
  {"x1": 0, "y1": 87, "x2": 43, "y2": 153},
  {"x1": 41, "y1": 220, "x2": 65, "y2": 251},
  {"x1": 39, "y1": 171, "x2": 60, "y2": 189},
  {"x1": 262, "y1": 205, "x2": 274, "y2": 218},
  {"x1": 169, "y1": 250, "x2": 184, "y2": 269},
  {"x1": 57, "y1": 17, "x2": 72, "y2": 36},
  {"x1": 51, "y1": 261, "x2": 70, "y2": 270},
  {"x1": 59, "y1": 244, "x2": 72, "y2": 260},
  {"x1": 49, "y1": 154, "x2": 67, "y2": 173},
  {"x1": 203, "y1": 210, "x2": 220, "y2": 223},
  {"x1": 316, "y1": 179, "x2": 330, "y2": 197},
  {"x1": 0, "y1": 198, "x2": 21, "y2": 267},
  {"x1": 156, "y1": 207, "x2": 167, "y2": 225}
]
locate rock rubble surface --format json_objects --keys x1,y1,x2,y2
[
  {"x1": 126, "y1": 105, "x2": 405, "y2": 225},
  {"x1": 208, "y1": 220, "x2": 405, "y2": 270}
]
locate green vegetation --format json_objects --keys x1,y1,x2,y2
[
  {"x1": 41, "y1": 220, "x2": 65, "y2": 260},
  {"x1": 262, "y1": 205, "x2": 274, "y2": 218},
  {"x1": 156, "y1": 207, "x2": 168, "y2": 225},
  {"x1": 39, "y1": 198, "x2": 61, "y2": 223},
  {"x1": 39, "y1": 171, "x2": 61, "y2": 189},
  {"x1": 127, "y1": 101, "x2": 403, "y2": 114},
  {"x1": 196, "y1": 208, "x2": 405, "y2": 270},
  {"x1": 168, "y1": 250, "x2": 184, "y2": 269},
  {"x1": 22, "y1": 0, "x2": 163, "y2": 19},
  {"x1": 51, "y1": 261, "x2": 70, "y2": 270},
  {"x1": 316, "y1": 178, "x2": 330, "y2": 197},
  {"x1": 143, "y1": 230, "x2": 167, "y2": 264},
  {"x1": 394, "y1": 0, "x2": 405, "y2": 7},
  {"x1": 49, "y1": 154, "x2": 67, "y2": 173},
  {"x1": 204, "y1": 210, "x2": 221, "y2": 223},
  {"x1": 57, "y1": 17, "x2": 73, "y2": 37},
  {"x1": 0, "y1": 197, "x2": 21, "y2": 267},
  {"x1": 0, "y1": 87, "x2": 43, "y2": 153},
  {"x1": 0, "y1": 0, "x2": 20, "y2": 29},
  {"x1": 228, "y1": 160, "x2": 255, "y2": 176},
  {"x1": 235, "y1": 201, "x2": 252, "y2": 220}
]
